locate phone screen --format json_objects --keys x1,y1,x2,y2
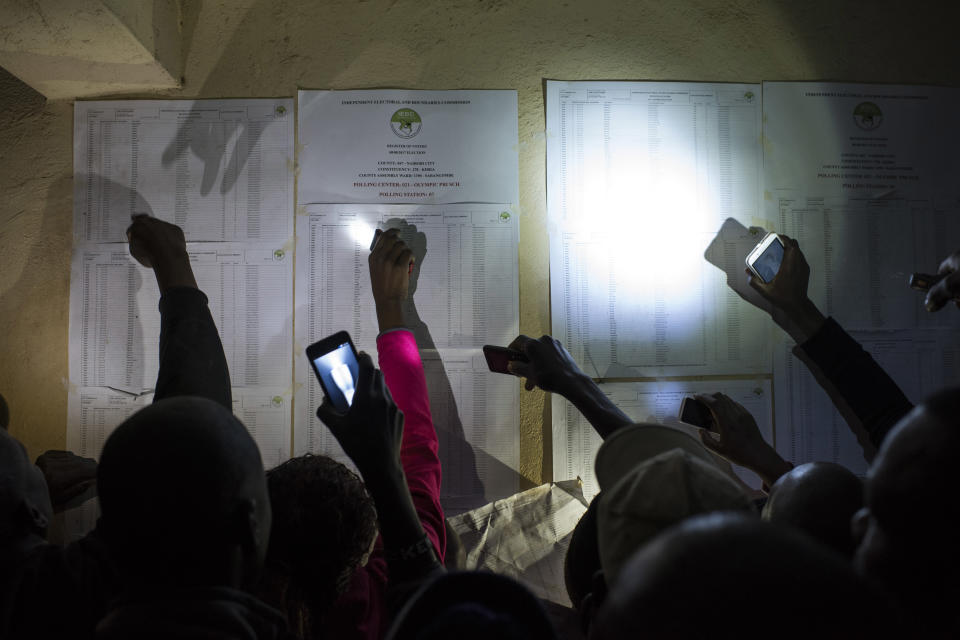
[
  {"x1": 680, "y1": 397, "x2": 715, "y2": 431},
  {"x1": 312, "y1": 342, "x2": 360, "y2": 412},
  {"x1": 752, "y1": 238, "x2": 784, "y2": 283},
  {"x1": 483, "y1": 345, "x2": 527, "y2": 374}
]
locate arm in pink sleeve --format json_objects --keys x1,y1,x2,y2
[{"x1": 376, "y1": 329, "x2": 446, "y2": 562}]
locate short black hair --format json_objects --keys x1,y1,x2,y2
[
  {"x1": 97, "y1": 396, "x2": 266, "y2": 586},
  {"x1": 262, "y1": 454, "x2": 378, "y2": 634}
]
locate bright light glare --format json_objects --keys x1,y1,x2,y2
[{"x1": 350, "y1": 220, "x2": 376, "y2": 248}]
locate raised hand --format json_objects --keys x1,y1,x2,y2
[
  {"x1": 316, "y1": 352, "x2": 404, "y2": 475},
  {"x1": 35, "y1": 450, "x2": 98, "y2": 512},
  {"x1": 369, "y1": 228, "x2": 415, "y2": 331},
  {"x1": 696, "y1": 393, "x2": 792, "y2": 487},
  {"x1": 506, "y1": 334, "x2": 588, "y2": 394},
  {"x1": 126, "y1": 215, "x2": 197, "y2": 292},
  {"x1": 745, "y1": 234, "x2": 825, "y2": 343}
]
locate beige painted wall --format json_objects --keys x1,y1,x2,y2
[{"x1": 1, "y1": 0, "x2": 958, "y2": 485}]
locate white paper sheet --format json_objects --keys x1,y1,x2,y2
[
  {"x1": 552, "y1": 379, "x2": 773, "y2": 500},
  {"x1": 446, "y1": 480, "x2": 589, "y2": 606},
  {"x1": 763, "y1": 82, "x2": 960, "y2": 332},
  {"x1": 293, "y1": 204, "x2": 521, "y2": 513},
  {"x1": 297, "y1": 90, "x2": 519, "y2": 205},
  {"x1": 773, "y1": 330, "x2": 960, "y2": 476},
  {"x1": 69, "y1": 99, "x2": 296, "y2": 503},
  {"x1": 74, "y1": 99, "x2": 294, "y2": 242},
  {"x1": 68, "y1": 242, "x2": 293, "y2": 394},
  {"x1": 546, "y1": 81, "x2": 770, "y2": 378}
]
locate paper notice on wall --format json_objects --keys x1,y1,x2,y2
[
  {"x1": 546, "y1": 81, "x2": 770, "y2": 378},
  {"x1": 297, "y1": 89, "x2": 519, "y2": 205},
  {"x1": 293, "y1": 203, "x2": 521, "y2": 513},
  {"x1": 69, "y1": 99, "x2": 296, "y2": 499}
]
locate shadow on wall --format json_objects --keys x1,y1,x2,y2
[{"x1": 0, "y1": 174, "x2": 73, "y2": 454}]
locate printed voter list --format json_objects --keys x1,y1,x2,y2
[{"x1": 298, "y1": 89, "x2": 519, "y2": 205}]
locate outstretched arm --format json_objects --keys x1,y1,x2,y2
[
  {"x1": 126, "y1": 216, "x2": 231, "y2": 409},
  {"x1": 507, "y1": 334, "x2": 633, "y2": 440},
  {"x1": 743, "y1": 235, "x2": 912, "y2": 452}
]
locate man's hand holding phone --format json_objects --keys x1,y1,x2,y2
[
  {"x1": 126, "y1": 215, "x2": 198, "y2": 292},
  {"x1": 745, "y1": 234, "x2": 826, "y2": 343},
  {"x1": 505, "y1": 334, "x2": 589, "y2": 394},
  {"x1": 316, "y1": 351, "x2": 404, "y2": 475},
  {"x1": 369, "y1": 228, "x2": 415, "y2": 332},
  {"x1": 696, "y1": 392, "x2": 792, "y2": 488}
]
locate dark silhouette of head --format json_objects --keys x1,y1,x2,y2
[
  {"x1": 592, "y1": 513, "x2": 894, "y2": 639},
  {"x1": 259, "y1": 454, "x2": 377, "y2": 636},
  {"x1": 762, "y1": 461, "x2": 863, "y2": 556},
  {"x1": 387, "y1": 572, "x2": 557, "y2": 640},
  {"x1": 0, "y1": 424, "x2": 53, "y2": 544},
  {"x1": 853, "y1": 386, "x2": 960, "y2": 635},
  {"x1": 97, "y1": 396, "x2": 270, "y2": 590}
]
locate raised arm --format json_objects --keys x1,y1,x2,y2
[
  {"x1": 696, "y1": 393, "x2": 793, "y2": 489},
  {"x1": 317, "y1": 228, "x2": 443, "y2": 588},
  {"x1": 507, "y1": 334, "x2": 633, "y2": 440},
  {"x1": 126, "y1": 216, "x2": 231, "y2": 409},
  {"x1": 743, "y1": 235, "x2": 912, "y2": 452}
]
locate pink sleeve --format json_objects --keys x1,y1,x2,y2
[{"x1": 376, "y1": 329, "x2": 446, "y2": 563}]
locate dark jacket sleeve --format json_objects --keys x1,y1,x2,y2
[
  {"x1": 793, "y1": 317, "x2": 913, "y2": 455},
  {"x1": 153, "y1": 287, "x2": 232, "y2": 409}
]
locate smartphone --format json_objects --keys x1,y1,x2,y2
[
  {"x1": 909, "y1": 272, "x2": 945, "y2": 292},
  {"x1": 745, "y1": 232, "x2": 785, "y2": 284},
  {"x1": 306, "y1": 331, "x2": 361, "y2": 413},
  {"x1": 483, "y1": 345, "x2": 528, "y2": 374},
  {"x1": 679, "y1": 397, "x2": 716, "y2": 431}
]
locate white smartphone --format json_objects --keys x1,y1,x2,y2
[{"x1": 745, "y1": 232, "x2": 785, "y2": 284}]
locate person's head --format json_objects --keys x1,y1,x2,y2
[
  {"x1": 259, "y1": 454, "x2": 377, "y2": 635},
  {"x1": 386, "y1": 572, "x2": 557, "y2": 640},
  {"x1": 762, "y1": 461, "x2": 863, "y2": 556},
  {"x1": 565, "y1": 426, "x2": 754, "y2": 628},
  {"x1": 592, "y1": 513, "x2": 895, "y2": 639},
  {"x1": 853, "y1": 386, "x2": 960, "y2": 631},
  {"x1": 0, "y1": 425, "x2": 53, "y2": 542},
  {"x1": 97, "y1": 396, "x2": 270, "y2": 590}
]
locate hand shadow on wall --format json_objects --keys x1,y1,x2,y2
[{"x1": 387, "y1": 217, "x2": 524, "y2": 514}]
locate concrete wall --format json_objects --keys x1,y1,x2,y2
[
  {"x1": 1, "y1": 0, "x2": 958, "y2": 485},
  {"x1": 0, "y1": 0, "x2": 181, "y2": 99}
]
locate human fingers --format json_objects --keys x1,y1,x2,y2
[
  {"x1": 699, "y1": 428, "x2": 722, "y2": 452},
  {"x1": 507, "y1": 360, "x2": 530, "y2": 377},
  {"x1": 779, "y1": 234, "x2": 800, "y2": 249},
  {"x1": 57, "y1": 479, "x2": 96, "y2": 504},
  {"x1": 524, "y1": 378, "x2": 537, "y2": 391},
  {"x1": 316, "y1": 397, "x2": 346, "y2": 429},
  {"x1": 354, "y1": 351, "x2": 376, "y2": 397},
  {"x1": 370, "y1": 228, "x2": 401, "y2": 255},
  {"x1": 746, "y1": 268, "x2": 769, "y2": 297},
  {"x1": 507, "y1": 334, "x2": 533, "y2": 352},
  {"x1": 937, "y1": 251, "x2": 960, "y2": 275},
  {"x1": 925, "y1": 271, "x2": 960, "y2": 312},
  {"x1": 394, "y1": 247, "x2": 415, "y2": 270}
]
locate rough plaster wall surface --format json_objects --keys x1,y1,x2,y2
[{"x1": 1, "y1": 0, "x2": 958, "y2": 484}]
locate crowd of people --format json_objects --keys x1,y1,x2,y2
[{"x1": 2, "y1": 216, "x2": 959, "y2": 638}]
